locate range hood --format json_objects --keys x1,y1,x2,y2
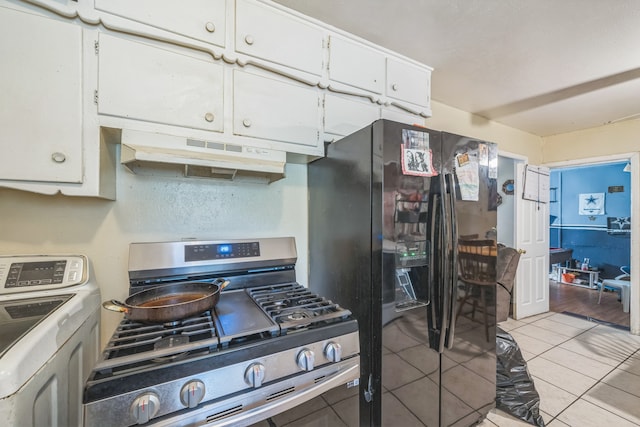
[{"x1": 119, "y1": 129, "x2": 286, "y2": 183}]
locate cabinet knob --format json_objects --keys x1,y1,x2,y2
[
  {"x1": 51, "y1": 152, "x2": 66, "y2": 163},
  {"x1": 205, "y1": 22, "x2": 216, "y2": 33},
  {"x1": 205, "y1": 112, "x2": 215, "y2": 122},
  {"x1": 242, "y1": 119, "x2": 252, "y2": 128},
  {"x1": 244, "y1": 35, "x2": 254, "y2": 45},
  {"x1": 391, "y1": 83, "x2": 399, "y2": 91}
]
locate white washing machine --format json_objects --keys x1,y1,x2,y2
[{"x1": 0, "y1": 255, "x2": 101, "y2": 426}]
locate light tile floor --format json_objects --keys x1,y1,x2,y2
[{"x1": 480, "y1": 312, "x2": 640, "y2": 427}]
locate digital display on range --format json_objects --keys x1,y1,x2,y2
[
  {"x1": 5, "y1": 261, "x2": 66, "y2": 288},
  {"x1": 185, "y1": 242, "x2": 260, "y2": 262}
]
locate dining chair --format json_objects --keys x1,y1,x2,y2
[{"x1": 456, "y1": 239, "x2": 498, "y2": 341}]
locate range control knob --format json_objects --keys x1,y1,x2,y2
[
  {"x1": 130, "y1": 392, "x2": 160, "y2": 424},
  {"x1": 180, "y1": 380, "x2": 206, "y2": 408},
  {"x1": 244, "y1": 363, "x2": 266, "y2": 388},
  {"x1": 297, "y1": 349, "x2": 315, "y2": 371},
  {"x1": 324, "y1": 342, "x2": 342, "y2": 363}
]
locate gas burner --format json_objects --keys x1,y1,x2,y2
[
  {"x1": 153, "y1": 334, "x2": 190, "y2": 350},
  {"x1": 282, "y1": 310, "x2": 314, "y2": 322},
  {"x1": 162, "y1": 320, "x2": 182, "y2": 328}
]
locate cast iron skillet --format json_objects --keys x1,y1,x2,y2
[{"x1": 102, "y1": 278, "x2": 229, "y2": 323}]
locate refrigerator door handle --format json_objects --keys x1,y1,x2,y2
[
  {"x1": 437, "y1": 175, "x2": 450, "y2": 353},
  {"x1": 444, "y1": 173, "x2": 458, "y2": 349},
  {"x1": 428, "y1": 192, "x2": 439, "y2": 330}
]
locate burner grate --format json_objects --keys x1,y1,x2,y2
[
  {"x1": 92, "y1": 311, "x2": 219, "y2": 378},
  {"x1": 248, "y1": 283, "x2": 351, "y2": 332},
  {"x1": 105, "y1": 312, "x2": 216, "y2": 358}
]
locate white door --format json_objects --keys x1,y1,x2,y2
[{"x1": 514, "y1": 163, "x2": 550, "y2": 319}]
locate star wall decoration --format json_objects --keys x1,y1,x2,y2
[
  {"x1": 607, "y1": 216, "x2": 631, "y2": 234},
  {"x1": 579, "y1": 193, "x2": 605, "y2": 215},
  {"x1": 585, "y1": 195, "x2": 598, "y2": 205}
]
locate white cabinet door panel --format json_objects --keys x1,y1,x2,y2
[
  {"x1": 234, "y1": 70, "x2": 320, "y2": 147},
  {"x1": 381, "y1": 108, "x2": 424, "y2": 127},
  {"x1": 328, "y1": 36, "x2": 385, "y2": 94},
  {"x1": 95, "y1": 0, "x2": 226, "y2": 47},
  {"x1": 98, "y1": 34, "x2": 223, "y2": 132},
  {"x1": 387, "y1": 58, "x2": 431, "y2": 107},
  {"x1": 235, "y1": 0, "x2": 324, "y2": 76},
  {"x1": 0, "y1": 7, "x2": 83, "y2": 183},
  {"x1": 325, "y1": 94, "x2": 379, "y2": 137}
]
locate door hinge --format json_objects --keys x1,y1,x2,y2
[
  {"x1": 94, "y1": 90, "x2": 99, "y2": 105},
  {"x1": 94, "y1": 40, "x2": 99, "y2": 54}
]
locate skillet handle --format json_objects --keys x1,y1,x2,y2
[
  {"x1": 213, "y1": 278, "x2": 230, "y2": 290},
  {"x1": 102, "y1": 299, "x2": 130, "y2": 314}
]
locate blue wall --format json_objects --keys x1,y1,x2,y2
[{"x1": 550, "y1": 162, "x2": 630, "y2": 279}]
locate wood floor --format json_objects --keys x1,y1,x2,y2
[{"x1": 549, "y1": 279, "x2": 630, "y2": 328}]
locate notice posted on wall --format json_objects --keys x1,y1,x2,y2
[{"x1": 401, "y1": 129, "x2": 437, "y2": 177}]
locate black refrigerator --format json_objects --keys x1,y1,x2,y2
[{"x1": 308, "y1": 119, "x2": 498, "y2": 426}]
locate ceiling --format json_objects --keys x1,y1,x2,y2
[{"x1": 273, "y1": 0, "x2": 640, "y2": 137}]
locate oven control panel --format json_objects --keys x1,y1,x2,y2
[{"x1": 0, "y1": 255, "x2": 88, "y2": 295}]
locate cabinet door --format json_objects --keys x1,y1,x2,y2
[
  {"x1": 235, "y1": 0, "x2": 324, "y2": 76},
  {"x1": 325, "y1": 94, "x2": 380, "y2": 138},
  {"x1": 381, "y1": 108, "x2": 425, "y2": 127},
  {"x1": 98, "y1": 34, "x2": 223, "y2": 132},
  {"x1": 234, "y1": 70, "x2": 320, "y2": 148},
  {"x1": 95, "y1": 0, "x2": 226, "y2": 48},
  {"x1": 328, "y1": 36, "x2": 385, "y2": 94},
  {"x1": 0, "y1": 7, "x2": 83, "y2": 183},
  {"x1": 387, "y1": 58, "x2": 431, "y2": 107}
]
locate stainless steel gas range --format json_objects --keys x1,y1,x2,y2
[{"x1": 83, "y1": 237, "x2": 360, "y2": 427}]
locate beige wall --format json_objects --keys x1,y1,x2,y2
[
  {"x1": 542, "y1": 117, "x2": 640, "y2": 163},
  {"x1": 0, "y1": 104, "x2": 542, "y2": 347},
  {"x1": 0, "y1": 162, "x2": 309, "y2": 345},
  {"x1": 428, "y1": 101, "x2": 543, "y2": 163}
]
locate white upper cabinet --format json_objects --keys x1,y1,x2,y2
[
  {"x1": 387, "y1": 57, "x2": 432, "y2": 108},
  {"x1": 324, "y1": 94, "x2": 379, "y2": 139},
  {"x1": 98, "y1": 33, "x2": 224, "y2": 133},
  {"x1": 381, "y1": 107, "x2": 426, "y2": 127},
  {"x1": 328, "y1": 36, "x2": 385, "y2": 94},
  {"x1": 0, "y1": 6, "x2": 83, "y2": 183},
  {"x1": 1, "y1": 0, "x2": 432, "y2": 197},
  {"x1": 234, "y1": 70, "x2": 321, "y2": 148},
  {"x1": 235, "y1": 0, "x2": 324, "y2": 76},
  {"x1": 95, "y1": 0, "x2": 226, "y2": 48}
]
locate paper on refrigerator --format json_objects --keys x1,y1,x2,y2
[{"x1": 455, "y1": 153, "x2": 479, "y2": 201}]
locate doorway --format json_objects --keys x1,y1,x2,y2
[
  {"x1": 546, "y1": 152, "x2": 639, "y2": 335},
  {"x1": 548, "y1": 161, "x2": 632, "y2": 328}
]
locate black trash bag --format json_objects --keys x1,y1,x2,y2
[{"x1": 496, "y1": 326, "x2": 545, "y2": 426}]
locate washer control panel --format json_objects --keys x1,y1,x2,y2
[{"x1": 0, "y1": 255, "x2": 88, "y2": 295}]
